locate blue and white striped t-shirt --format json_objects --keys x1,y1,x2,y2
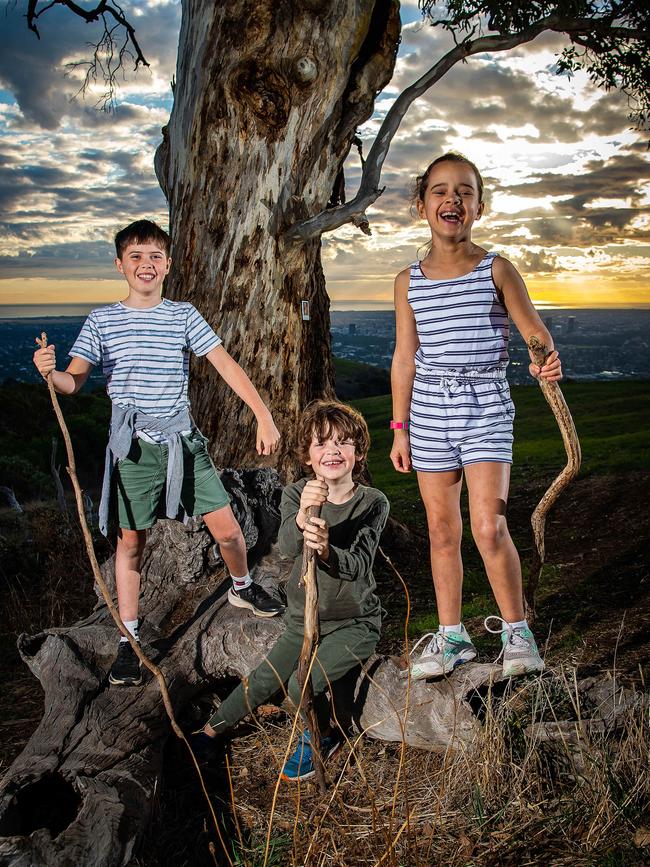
[
  {"x1": 408, "y1": 252, "x2": 509, "y2": 373},
  {"x1": 70, "y1": 299, "x2": 221, "y2": 442}
]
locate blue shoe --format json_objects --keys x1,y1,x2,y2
[{"x1": 281, "y1": 729, "x2": 340, "y2": 782}]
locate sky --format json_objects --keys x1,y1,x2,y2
[{"x1": 0, "y1": 0, "x2": 648, "y2": 311}]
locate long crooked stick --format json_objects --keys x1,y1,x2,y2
[
  {"x1": 295, "y1": 501, "x2": 327, "y2": 793},
  {"x1": 34, "y1": 333, "x2": 234, "y2": 866},
  {"x1": 525, "y1": 336, "x2": 582, "y2": 619}
]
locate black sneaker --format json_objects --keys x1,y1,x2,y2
[
  {"x1": 109, "y1": 641, "x2": 143, "y2": 686},
  {"x1": 227, "y1": 582, "x2": 284, "y2": 617}
]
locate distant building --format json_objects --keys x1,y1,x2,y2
[{"x1": 567, "y1": 316, "x2": 576, "y2": 333}]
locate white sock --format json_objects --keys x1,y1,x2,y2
[
  {"x1": 507, "y1": 619, "x2": 528, "y2": 631},
  {"x1": 231, "y1": 573, "x2": 252, "y2": 591},
  {"x1": 439, "y1": 623, "x2": 462, "y2": 634},
  {"x1": 120, "y1": 619, "x2": 139, "y2": 643}
]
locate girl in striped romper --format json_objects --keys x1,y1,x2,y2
[{"x1": 390, "y1": 153, "x2": 562, "y2": 680}]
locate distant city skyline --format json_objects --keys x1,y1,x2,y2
[
  {"x1": 0, "y1": 1, "x2": 648, "y2": 309},
  {"x1": 3, "y1": 308, "x2": 648, "y2": 387}
]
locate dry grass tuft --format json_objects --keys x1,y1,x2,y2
[{"x1": 223, "y1": 668, "x2": 649, "y2": 866}]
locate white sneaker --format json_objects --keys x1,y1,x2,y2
[
  {"x1": 484, "y1": 616, "x2": 545, "y2": 677},
  {"x1": 403, "y1": 625, "x2": 477, "y2": 681}
]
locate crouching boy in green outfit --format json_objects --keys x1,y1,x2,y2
[{"x1": 192, "y1": 400, "x2": 389, "y2": 781}]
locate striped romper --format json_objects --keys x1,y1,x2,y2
[{"x1": 408, "y1": 252, "x2": 515, "y2": 472}]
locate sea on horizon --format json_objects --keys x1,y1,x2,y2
[
  {"x1": 0, "y1": 304, "x2": 98, "y2": 320},
  {"x1": 2, "y1": 301, "x2": 650, "y2": 321}
]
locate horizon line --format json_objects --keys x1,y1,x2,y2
[{"x1": 2, "y1": 301, "x2": 650, "y2": 314}]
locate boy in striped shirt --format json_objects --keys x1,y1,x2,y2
[{"x1": 33, "y1": 220, "x2": 283, "y2": 686}]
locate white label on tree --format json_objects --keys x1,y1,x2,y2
[{"x1": 301, "y1": 300, "x2": 310, "y2": 321}]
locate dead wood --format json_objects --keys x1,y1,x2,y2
[
  {"x1": 0, "y1": 487, "x2": 23, "y2": 514},
  {"x1": 295, "y1": 502, "x2": 327, "y2": 792},
  {"x1": 525, "y1": 336, "x2": 582, "y2": 618},
  {"x1": 0, "y1": 510, "x2": 507, "y2": 867},
  {"x1": 1, "y1": 496, "x2": 636, "y2": 866},
  {"x1": 49, "y1": 439, "x2": 67, "y2": 516}
]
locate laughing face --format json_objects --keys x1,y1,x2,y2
[
  {"x1": 418, "y1": 160, "x2": 484, "y2": 239},
  {"x1": 306, "y1": 426, "x2": 358, "y2": 483},
  {"x1": 115, "y1": 241, "x2": 171, "y2": 300}
]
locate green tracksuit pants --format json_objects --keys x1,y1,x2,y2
[{"x1": 208, "y1": 619, "x2": 379, "y2": 733}]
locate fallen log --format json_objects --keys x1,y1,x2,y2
[
  {"x1": 0, "y1": 489, "x2": 507, "y2": 867},
  {"x1": 1, "y1": 498, "x2": 640, "y2": 867}
]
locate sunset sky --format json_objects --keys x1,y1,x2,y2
[{"x1": 0, "y1": 0, "x2": 648, "y2": 310}]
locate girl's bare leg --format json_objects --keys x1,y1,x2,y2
[
  {"x1": 417, "y1": 469, "x2": 464, "y2": 625},
  {"x1": 464, "y1": 461, "x2": 525, "y2": 622}
]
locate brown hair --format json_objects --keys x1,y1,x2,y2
[
  {"x1": 414, "y1": 152, "x2": 484, "y2": 206},
  {"x1": 114, "y1": 219, "x2": 171, "y2": 258},
  {"x1": 298, "y1": 400, "x2": 370, "y2": 478}
]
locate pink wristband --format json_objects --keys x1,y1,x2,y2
[{"x1": 390, "y1": 420, "x2": 409, "y2": 430}]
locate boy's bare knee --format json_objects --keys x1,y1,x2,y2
[
  {"x1": 117, "y1": 528, "x2": 146, "y2": 560},
  {"x1": 214, "y1": 522, "x2": 244, "y2": 548},
  {"x1": 204, "y1": 509, "x2": 244, "y2": 547}
]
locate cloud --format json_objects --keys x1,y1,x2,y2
[
  {"x1": 0, "y1": 241, "x2": 116, "y2": 278},
  {"x1": 0, "y1": 1, "x2": 179, "y2": 129},
  {"x1": 0, "y1": 2, "x2": 647, "y2": 306}
]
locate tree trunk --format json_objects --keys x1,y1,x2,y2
[{"x1": 154, "y1": 0, "x2": 401, "y2": 474}]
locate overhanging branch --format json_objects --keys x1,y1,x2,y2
[
  {"x1": 27, "y1": 0, "x2": 148, "y2": 68},
  {"x1": 284, "y1": 15, "x2": 647, "y2": 243},
  {"x1": 26, "y1": 0, "x2": 149, "y2": 108}
]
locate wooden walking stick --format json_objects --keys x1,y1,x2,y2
[
  {"x1": 525, "y1": 336, "x2": 582, "y2": 620},
  {"x1": 295, "y1": 500, "x2": 328, "y2": 793},
  {"x1": 34, "y1": 332, "x2": 234, "y2": 867}
]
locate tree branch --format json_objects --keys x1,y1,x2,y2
[
  {"x1": 525, "y1": 337, "x2": 582, "y2": 620},
  {"x1": 26, "y1": 0, "x2": 149, "y2": 109},
  {"x1": 284, "y1": 14, "x2": 647, "y2": 243}
]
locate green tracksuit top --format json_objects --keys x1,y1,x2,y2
[{"x1": 277, "y1": 479, "x2": 390, "y2": 635}]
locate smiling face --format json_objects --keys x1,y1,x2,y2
[
  {"x1": 115, "y1": 241, "x2": 171, "y2": 300},
  {"x1": 305, "y1": 426, "x2": 358, "y2": 484},
  {"x1": 418, "y1": 160, "x2": 484, "y2": 239}
]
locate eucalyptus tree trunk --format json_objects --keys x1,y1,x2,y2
[{"x1": 155, "y1": 0, "x2": 400, "y2": 474}]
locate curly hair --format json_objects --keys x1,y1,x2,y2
[{"x1": 297, "y1": 400, "x2": 370, "y2": 478}]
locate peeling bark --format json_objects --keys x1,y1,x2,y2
[{"x1": 155, "y1": 0, "x2": 401, "y2": 475}]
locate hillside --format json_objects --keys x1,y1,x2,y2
[{"x1": 0, "y1": 379, "x2": 648, "y2": 864}]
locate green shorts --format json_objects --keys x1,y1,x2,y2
[{"x1": 115, "y1": 431, "x2": 230, "y2": 530}]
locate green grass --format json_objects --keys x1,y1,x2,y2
[{"x1": 354, "y1": 381, "x2": 650, "y2": 525}]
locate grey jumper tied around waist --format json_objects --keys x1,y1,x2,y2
[{"x1": 99, "y1": 404, "x2": 193, "y2": 536}]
